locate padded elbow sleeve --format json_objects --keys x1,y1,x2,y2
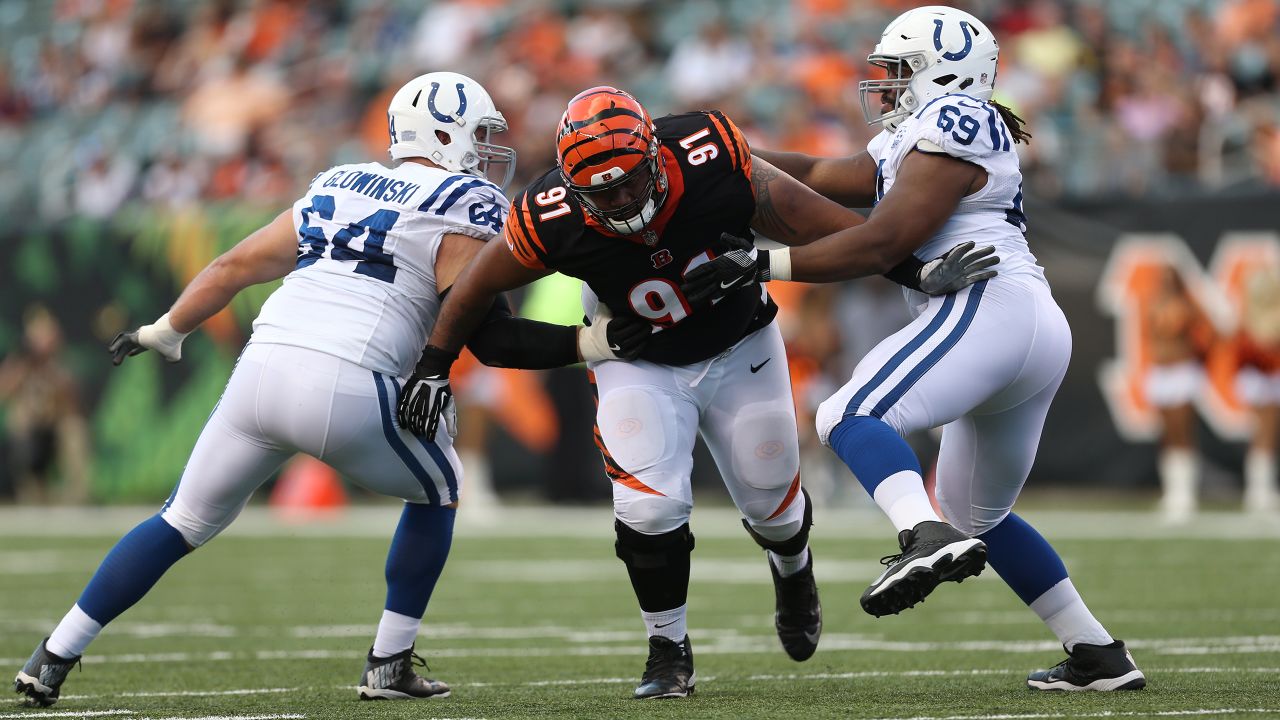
[{"x1": 465, "y1": 295, "x2": 579, "y2": 369}]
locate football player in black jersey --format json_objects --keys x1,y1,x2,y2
[{"x1": 403, "y1": 86, "x2": 992, "y2": 699}]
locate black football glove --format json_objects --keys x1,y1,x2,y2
[
  {"x1": 108, "y1": 331, "x2": 148, "y2": 366},
  {"x1": 397, "y1": 345, "x2": 459, "y2": 441},
  {"x1": 108, "y1": 313, "x2": 189, "y2": 366},
  {"x1": 577, "y1": 304, "x2": 652, "y2": 362},
  {"x1": 681, "y1": 232, "x2": 772, "y2": 305},
  {"x1": 917, "y1": 241, "x2": 999, "y2": 295}
]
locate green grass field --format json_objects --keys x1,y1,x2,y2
[{"x1": 1, "y1": 505, "x2": 1278, "y2": 719}]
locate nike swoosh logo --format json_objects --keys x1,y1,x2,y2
[
  {"x1": 750, "y1": 358, "x2": 771, "y2": 373},
  {"x1": 720, "y1": 279, "x2": 739, "y2": 289},
  {"x1": 654, "y1": 619, "x2": 679, "y2": 628},
  {"x1": 804, "y1": 628, "x2": 821, "y2": 646},
  {"x1": 609, "y1": 344, "x2": 621, "y2": 352}
]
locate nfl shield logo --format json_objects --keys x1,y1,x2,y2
[{"x1": 642, "y1": 230, "x2": 658, "y2": 246}]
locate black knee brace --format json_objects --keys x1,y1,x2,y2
[
  {"x1": 614, "y1": 520, "x2": 695, "y2": 568},
  {"x1": 742, "y1": 487, "x2": 813, "y2": 556},
  {"x1": 614, "y1": 520, "x2": 695, "y2": 613}
]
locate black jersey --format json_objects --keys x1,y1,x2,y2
[{"x1": 504, "y1": 111, "x2": 776, "y2": 366}]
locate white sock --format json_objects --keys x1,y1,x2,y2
[
  {"x1": 1158, "y1": 448, "x2": 1198, "y2": 519},
  {"x1": 768, "y1": 546, "x2": 810, "y2": 578},
  {"x1": 873, "y1": 470, "x2": 944, "y2": 532},
  {"x1": 47, "y1": 604, "x2": 102, "y2": 659},
  {"x1": 1029, "y1": 578, "x2": 1114, "y2": 651},
  {"x1": 1244, "y1": 449, "x2": 1277, "y2": 513},
  {"x1": 642, "y1": 604, "x2": 687, "y2": 642},
  {"x1": 372, "y1": 609, "x2": 421, "y2": 658}
]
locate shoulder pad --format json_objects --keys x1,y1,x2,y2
[
  {"x1": 656, "y1": 111, "x2": 752, "y2": 175},
  {"x1": 504, "y1": 169, "x2": 581, "y2": 270},
  {"x1": 908, "y1": 94, "x2": 1012, "y2": 162}
]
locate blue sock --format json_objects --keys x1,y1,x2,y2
[
  {"x1": 384, "y1": 503, "x2": 455, "y2": 618},
  {"x1": 978, "y1": 513, "x2": 1068, "y2": 606},
  {"x1": 77, "y1": 514, "x2": 191, "y2": 625},
  {"x1": 828, "y1": 415, "x2": 922, "y2": 495}
]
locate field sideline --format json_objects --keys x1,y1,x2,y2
[{"x1": 1, "y1": 505, "x2": 1277, "y2": 719}]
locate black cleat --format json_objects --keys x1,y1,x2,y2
[
  {"x1": 1027, "y1": 640, "x2": 1146, "y2": 691},
  {"x1": 357, "y1": 646, "x2": 450, "y2": 700},
  {"x1": 13, "y1": 638, "x2": 79, "y2": 707},
  {"x1": 634, "y1": 635, "x2": 695, "y2": 699},
  {"x1": 860, "y1": 520, "x2": 986, "y2": 617},
  {"x1": 771, "y1": 554, "x2": 821, "y2": 661}
]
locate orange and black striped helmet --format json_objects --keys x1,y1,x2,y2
[{"x1": 556, "y1": 86, "x2": 668, "y2": 235}]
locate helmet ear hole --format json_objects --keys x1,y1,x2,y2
[
  {"x1": 933, "y1": 74, "x2": 957, "y2": 86},
  {"x1": 435, "y1": 130, "x2": 452, "y2": 146}
]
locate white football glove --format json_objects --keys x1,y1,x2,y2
[
  {"x1": 108, "y1": 312, "x2": 190, "y2": 365},
  {"x1": 577, "y1": 304, "x2": 651, "y2": 362}
]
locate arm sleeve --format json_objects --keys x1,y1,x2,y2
[{"x1": 464, "y1": 294, "x2": 579, "y2": 369}]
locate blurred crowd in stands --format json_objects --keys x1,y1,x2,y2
[
  {"x1": 3, "y1": 0, "x2": 1280, "y2": 507},
  {"x1": 0, "y1": 0, "x2": 1278, "y2": 221}
]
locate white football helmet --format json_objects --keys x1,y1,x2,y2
[
  {"x1": 387, "y1": 71, "x2": 516, "y2": 189},
  {"x1": 858, "y1": 6, "x2": 999, "y2": 131}
]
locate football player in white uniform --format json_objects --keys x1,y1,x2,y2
[
  {"x1": 13, "y1": 72, "x2": 649, "y2": 707},
  {"x1": 685, "y1": 6, "x2": 1145, "y2": 691}
]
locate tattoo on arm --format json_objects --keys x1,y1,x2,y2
[{"x1": 751, "y1": 163, "x2": 798, "y2": 243}]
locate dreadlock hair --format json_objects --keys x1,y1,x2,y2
[{"x1": 991, "y1": 101, "x2": 1032, "y2": 144}]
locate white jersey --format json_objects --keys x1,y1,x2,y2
[
  {"x1": 250, "y1": 162, "x2": 509, "y2": 377},
  {"x1": 867, "y1": 93, "x2": 1043, "y2": 283}
]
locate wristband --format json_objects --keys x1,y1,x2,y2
[
  {"x1": 765, "y1": 246, "x2": 792, "y2": 282},
  {"x1": 138, "y1": 312, "x2": 190, "y2": 359},
  {"x1": 415, "y1": 344, "x2": 459, "y2": 377}
]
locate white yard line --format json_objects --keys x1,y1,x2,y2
[
  {"x1": 0, "y1": 707, "x2": 135, "y2": 712},
  {"x1": 136, "y1": 716, "x2": 304, "y2": 720},
  {"x1": 5, "y1": 635, "x2": 1280, "y2": 667},
  {"x1": 870, "y1": 710, "x2": 1280, "y2": 720},
  {"x1": 51, "y1": 665, "x2": 1280, "y2": 701},
  {"x1": 120, "y1": 688, "x2": 297, "y2": 698},
  {"x1": 3, "y1": 506, "x2": 1279, "y2": 540}
]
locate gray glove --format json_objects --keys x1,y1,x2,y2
[{"x1": 917, "y1": 241, "x2": 999, "y2": 295}]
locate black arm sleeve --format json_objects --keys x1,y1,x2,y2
[
  {"x1": 464, "y1": 294, "x2": 579, "y2": 369},
  {"x1": 883, "y1": 254, "x2": 926, "y2": 291}
]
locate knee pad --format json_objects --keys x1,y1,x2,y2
[
  {"x1": 597, "y1": 387, "x2": 670, "y2": 472},
  {"x1": 159, "y1": 503, "x2": 218, "y2": 548},
  {"x1": 742, "y1": 487, "x2": 812, "y2": 556},
  {"x1": 815, "y1": 396, "x2": 847, "y2": 447},
  {"x1": 614, "y1": 494, "x2": 691, "y2": 536},
  {"x1": 615, "y1": 520, "x2": 695, "y2": 569},
  {"x1": 730, "y1": 404, "x2": 800, "y2": 491},
  {"x1": 935, "y1": 485, "x2": 1009, "y2": 537}
]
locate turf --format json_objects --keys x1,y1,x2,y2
[{"x1": 1, "y1": 505, "x2": 1277, "y2": 720}]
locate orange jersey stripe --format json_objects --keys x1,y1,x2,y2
[
  {"x1": 518, "y1": 193, "x2": 548, "y2": 255},
  {"x1": 503, "y1": 198, "x2": 546, "y2": 270},
  {"x1": 593, "y1": 424, "x2": 664, "y2": 496},
  {"x1": 765, "y1": 473, "x2": 802, "y2": 520},
  {"x1": 708, "y1": 111, "x2": 753, "y2": 178}
]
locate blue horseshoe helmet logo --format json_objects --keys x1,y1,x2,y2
[
  {"x1": 427, "y1": 82, "x2": 468, "y2": 123},
  {"x1": 932, "y1": 19, "x2": 973, "y2": 61}
]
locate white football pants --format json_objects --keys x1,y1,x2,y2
[
  {"x1": 591, "y1": 321, "x2": 805, "y2": 538},
  {"x1": 161, "y1": 342, "x2": 462, "y2": 547},
  {"x1": 816, "y1": 275, "x2": 1072, "y2": 535}
]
